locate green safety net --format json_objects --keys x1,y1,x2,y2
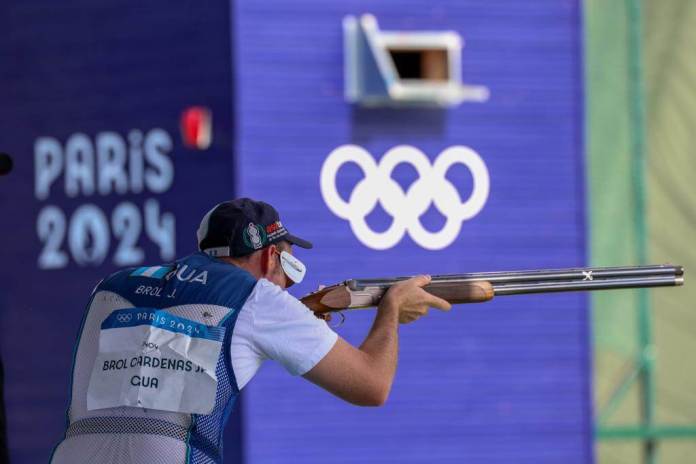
[{"x1": 587, "y1": 0, "x2": 696, "y2": 461}]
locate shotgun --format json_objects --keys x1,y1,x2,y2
[{"x1": 300, "y1": 264, "x2": 684, "y2": 316}]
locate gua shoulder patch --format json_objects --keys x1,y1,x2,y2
[{"x1": 129, "y1": 266, "x2": 173, "y2": 279}]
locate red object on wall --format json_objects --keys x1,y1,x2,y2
[{"x1": 180, "y1": 106, "x2": 212, "y2": 149}]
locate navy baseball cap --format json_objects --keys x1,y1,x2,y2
[{"x1": 197, "y1": 198, "x2": 313, "y2": 257}]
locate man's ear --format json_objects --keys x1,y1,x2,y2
[{"x1": 260, "y1": 244, "x2": 277, "y2": 276}]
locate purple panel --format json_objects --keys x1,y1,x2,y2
[
  {"x1": 0, "y1": 2, "x2": 239, "y2": 462},
  {"x1": 235, "y1": 1, "x2": 590, "y2": 463}
]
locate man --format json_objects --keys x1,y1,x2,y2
[{"x1": 50, "y1": 198, "x2": 450, "y2": 463}]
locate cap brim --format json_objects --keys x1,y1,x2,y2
[{"x1": 285, "y1": 234, "x2": 313, "y2": 249}]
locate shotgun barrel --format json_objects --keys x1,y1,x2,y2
[
  {"x1": 348, "y1": 264, "x2": 683, "y2": 290},
  {"x1": 301, "y1": 264, "x2": 684, "y2": 313}
]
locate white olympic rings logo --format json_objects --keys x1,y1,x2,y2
[
  {"x1": 116, "y1": 314, "x2": 132, "y2": 323},
  {"x1": 320, "y1": 145, "x2": 490, "y2": 250}
]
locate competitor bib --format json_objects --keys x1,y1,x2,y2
[{"x1": 87, "y1": 308, "x2": 225, "y2": 414}]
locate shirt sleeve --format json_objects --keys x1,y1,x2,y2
[
  {"x1": 229, "y1": 299, "x2": 266, "y2": 390},
  {"x1": 244, "y1": 278, "x2": 338, "y2": 376}
]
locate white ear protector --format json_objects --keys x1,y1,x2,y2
[{"x1": 279, "y1": 250, "x2": 306, "y2": 284}]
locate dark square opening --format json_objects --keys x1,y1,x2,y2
[{"x1": 388, "y1": 49, "x2": 449, "y2": 81}]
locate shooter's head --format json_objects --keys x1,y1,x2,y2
[{"x1": 196, "y1": 198, "x2": 311, "y2": 288}]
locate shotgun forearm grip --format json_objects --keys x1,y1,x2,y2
[{"x1": 424, "y1": 281, "x2": 494, "y2": 304}]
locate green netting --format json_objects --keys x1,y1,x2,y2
[
  {"x1": 587, "y1": 0, "x2": 696, "y2": 461},
  {"x1": 643, "y1": 0, "x2": 696, "y2": 430}
]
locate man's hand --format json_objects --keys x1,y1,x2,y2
[
  {"x1": 381, "y1": 275, "x2": 452, "y2": 324},
  {"x1": 303, "y1": 275, "x2": 451, "y2": 406}
]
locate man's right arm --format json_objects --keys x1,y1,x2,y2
[{"x1": 302, "y1": 275, "x2": 451, "y2": 406}]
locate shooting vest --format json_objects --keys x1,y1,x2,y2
[{"x1": 50, "y1": 252, "x2": 257, "y2": 464}]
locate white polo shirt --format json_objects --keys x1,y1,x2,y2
[{"x1": 231, "y1": 278, "x2": 338, "y2": 389}]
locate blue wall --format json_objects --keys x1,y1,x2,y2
[
  {"x1": 0, "y1": 1, "x2": 590, "y2": 462},
  {"x1": 234, "y1": 1, "x2": 591, "y2": 463}
]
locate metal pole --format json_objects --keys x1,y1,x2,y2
[{"x1": 626, "y1": 0, "x2": 656, "y2": 462}]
